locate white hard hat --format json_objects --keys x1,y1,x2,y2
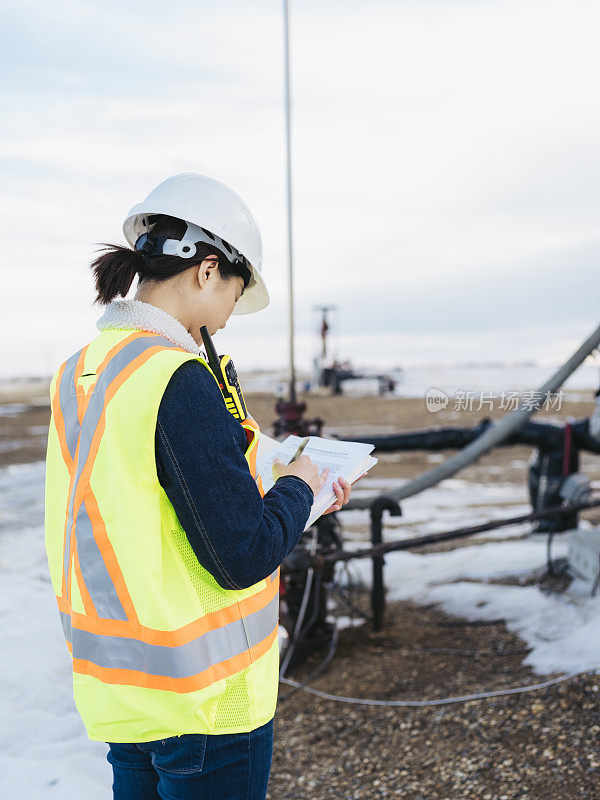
[{"x1": 123, "y1": 173, "x2": 269, "y2": 315}]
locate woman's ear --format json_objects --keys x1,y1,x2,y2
[{"x1": 196, "y1": 257, "x2": 219, "y2": 289}]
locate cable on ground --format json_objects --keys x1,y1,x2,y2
[{"x1": 280, "y1": 666, "x2": 600, "y2": 708}]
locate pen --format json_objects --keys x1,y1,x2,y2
[{"x1": 287, "y1": 436, "x2": 310, "y2": 465}]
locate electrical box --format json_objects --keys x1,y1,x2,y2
[{"x1": 568, "y1": 530, "x2": 600, "y2": 582}]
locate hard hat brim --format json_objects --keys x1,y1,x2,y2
[{"x1": 233, "y1": 266, "x2": 270, "y2": 315}]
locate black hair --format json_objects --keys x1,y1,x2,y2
[{"x1": 90, "y1": 214, "x2": 245, "y2": 305}]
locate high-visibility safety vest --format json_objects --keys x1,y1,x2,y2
[{"x1": 44, "y1": 328, "x2": 279, "y2": 743}]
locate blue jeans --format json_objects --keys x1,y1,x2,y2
[{"x1": 106, "y1": 719, "x2": 273, "y2": 800}]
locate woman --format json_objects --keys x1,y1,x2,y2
[{"x1": 44, "y1": 173, "x2": 352, "y2": 800}]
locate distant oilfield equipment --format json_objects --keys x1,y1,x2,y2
[{"x1": 312, "y1": 305, "x2": 399, "y2": 396}]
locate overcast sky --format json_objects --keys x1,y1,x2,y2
[{"x1": 2, "y1": 0, "x2": 600, "y2": 377}]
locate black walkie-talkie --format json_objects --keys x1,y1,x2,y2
[{"x1": 199, "y1": 326, "x2": 248, "y2": 421}]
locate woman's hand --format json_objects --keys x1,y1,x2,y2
[
  {"x1": 272, "y1": 454, "x2": 329, "y2": 498},
  {"x1": 273, "y1": 455, "x2": 354, "y2": 514},
  {"x1": 322, "y1": 476, "x2": 352, "y2": 514}
]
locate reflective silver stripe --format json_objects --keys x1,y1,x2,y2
[
  {"x1": 60, "y1": 610, "x2": 72, "y2": 642},
  {"x1": 75, "y1": 499, "x2": 127, "y2": 620},
  {"x1": 60, "y1": 334, "x2": 183, "y2": 613},
  {"x1": 61, "y1": 349, "x2": 85, "y2": 589},
  {"x1": 61, "y1": 593, "x2": 278, "y2": 679},
  {"x1": 60, "y1": 349, "x2": 84, "y2": 462}
]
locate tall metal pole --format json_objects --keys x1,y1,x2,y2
[{"x1": 283, "y1": 0, "x2": 297, "y2": 404}]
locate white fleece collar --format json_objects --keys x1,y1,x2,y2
[{"x1": 96, "y1": 299, "x2": 207, "y2": 357}]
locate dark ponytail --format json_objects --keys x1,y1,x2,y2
[
  {"x1": 91, "y1": 244, "x2": 147, "y2": 305},
  {"x1": 90, "y1": 214, "x2": 243, "y2": 305}
]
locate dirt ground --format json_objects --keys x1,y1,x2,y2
[
  {"x1": 4, "y1": 382, "x2": 600, "y2": 798},
  {"x1": 269, "y1": 599, "x2": 600, "y2": 800}
]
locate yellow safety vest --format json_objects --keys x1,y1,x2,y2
[{"x1": 44, "y1": 328, "x2": 279, "y2": 743}]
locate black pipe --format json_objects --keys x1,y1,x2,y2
[
  {"x1": 334, "y1": 418, "x2": 600, "y2": 455},
  {"x1": 313, "y1": 497, "x2": 600, "y2": 568},
  {"x1": 370, "y1": 497, "x2": 402, "y2": 631}
]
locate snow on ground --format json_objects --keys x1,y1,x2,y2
[
  {"x1": 0, "y1": 468, "x2": 111, "y2": 798},
  {"x1": 2, "y1": 461, "x2": 600, "y2": 797},
  {"x1": 343, "y1": 475, "x2": 600, "y2": 675}
]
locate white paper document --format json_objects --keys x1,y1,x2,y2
[{"x1": 256, "y1": 434, "x2": 377, "y2": 530}]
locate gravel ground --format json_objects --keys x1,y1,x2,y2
[{"x1": 270, "y1": 600, "x2": 600, "y2": 799}]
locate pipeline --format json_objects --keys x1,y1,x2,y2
[
  {"x1": 341, "y1": 320, "x2": 600, "y2": 510},
  {"x1": 312, "y1": 496, "x2": 600, "y2": 568},
  {"x1": 335, "y1": 418, "x2": 600, "y2": 455}
]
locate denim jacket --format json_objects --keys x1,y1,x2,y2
[{"x1": 97, "y1": 300, "x2": 314, "y2": 591}]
